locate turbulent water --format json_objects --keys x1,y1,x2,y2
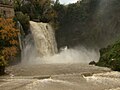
[
  {"x1": 30, "y1": 21, "x2": 58, "y2": 56},
  {"x1": 22, "y1": 21, "x2": 58, "y2": 64},
  {"x1": 21, "y1": 21, "x2": 100, "y2": 64},
  {"x1": 2, "y1": 64, "x2": 120, "y2": 90}
]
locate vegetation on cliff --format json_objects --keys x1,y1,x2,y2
[
  {"x1": 97, "y1": 40, "x2": 120, "y2": 71},
  {"x1": 15, "y1": 12, "x2": 30, "y2": 35},
  {"x1": 14, "y1": 0, "x2": 56, "y2": 22},
  {"x1": 55, "y1": 0, "x2": 120, "y2": 48},
  {"x1": 55, "y1": 0, "x2": 100, "y2": 48}
]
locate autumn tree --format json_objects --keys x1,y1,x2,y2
[{"x1": 0, "y1": 18, "x2": 20, "y2": 66}]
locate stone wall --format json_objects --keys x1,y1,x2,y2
[{"x1": 0, "y1": 4, "x2": 14, "y2": 18}]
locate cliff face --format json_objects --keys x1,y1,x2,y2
[
  {"x1": 85, "y1": 0, "x2": 120, "y2": 47},
  {"x1": 56, "y1": 0, "x2": 120, "y2": 48},
  {"x1": 0, "y1": 4, "x2": 14, "y2": 18}
]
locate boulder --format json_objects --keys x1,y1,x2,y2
[{"x1": 89, "y1": 61, "x2": 96, "y2": 65}]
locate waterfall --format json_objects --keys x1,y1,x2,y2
[
  {"x1": 17, "y1": 21, "x2": 25, "y2": 51},
  {"x1": 21, "y1": 21, "x2": 99, "y2": 65},
  {"x1": 22, "y1": 21, "x2": 58, "y2": 64},
  {"x1": 30, "y1": 21, "x2": 58, "y2": 56}
]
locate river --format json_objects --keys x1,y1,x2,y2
[{"x1": 0, "y1": 63, "x2": 120, "y2": 90}]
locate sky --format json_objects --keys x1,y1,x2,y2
[{"x1": 59, "y1": 0, "x2": 78, "y2": 4}]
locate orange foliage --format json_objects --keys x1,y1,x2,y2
[{"x1": 0, "y1": 18, "x2": 20, "y2": 61}]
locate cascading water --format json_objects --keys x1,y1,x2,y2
[
  {"x1": 17, "y1": 21, "x2": 25, "y2": 51},
  {"x1": 22, "y1": 21, "x2": 58, "y2": 64},
  {"x1": 30, "y1": 21, "x2": 58, "y2": 56},
  {"x1": 21, "y1": 21, "x2": 99, "y2": 64}
]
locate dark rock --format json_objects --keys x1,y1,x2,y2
[{"x1": 89, "y1": 61, "x2": 96, "y2": 65}]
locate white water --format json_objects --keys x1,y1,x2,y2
[
  {"x1": 21, "y1": 21, "x2": 100, "y2": 65},
  {"x1": 37, "y1": 47, "x2": 99, "y2": 64},
  {"x1": 21, "y1": 21, "x2": 100, "y2": 64},
  {"x1": 22, "y1": 21, "x2": 58, "y2": 64},
  {"x1": 84, "y1": 72, "x2": 120, "y2": 90},
  {"x1": 17, "y1": 21, "x2": 25, "y2": 51},
  {"x1": 30, "y1": 21, "x2": 58, "y2": 56}
]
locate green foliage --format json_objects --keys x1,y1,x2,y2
[
  {"x1": 53, "y1": 0, "x2": 66, "y2": 24},
  {"x1": 97, "y1": 40, "x2": 120, "y2": 71},
  {"x1": 55, "y1": 0, "x2": 100, "y2": 48},
  {"x1": 55, "y1": 0, "x2": 120, "y2": 49},
  {"x1": 13, "y1": 0, "x2": 24, "y2": 11},
  {"x1": 14, "y1": 0, "x2": 56, "y2": 23},
  {"x1": 15, "y1": 12, "x2": 30, "y2": 34}
]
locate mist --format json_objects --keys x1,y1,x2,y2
[
  {"x1": 37, "y1": 47, "x2": 99, "y2": 64},
  {"x1": 22, "y1": 44, "x2": 99, "y2": 65},
  {"x1": 20, "y1": 21, "x2": 100, "y2": 65}
]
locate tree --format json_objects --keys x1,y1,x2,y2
[
  {"x1": 14, "y1": 0, "x2": 55, "y2": 22},
  {"x1": 0, "y1": 18, "x2": 20, "y2": 67},
  {"x1": 15, "y1": 12, "x2": 30, "y2": 35}
]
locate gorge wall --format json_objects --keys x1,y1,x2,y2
[{"x1": 56, "y1": 0, "x2": 120, "y2": 49}]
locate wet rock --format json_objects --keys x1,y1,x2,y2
[{"x1": 89, "y1": 61, "x2": 96, "y2": 65}]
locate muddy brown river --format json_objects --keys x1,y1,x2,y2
[{"x1": 0, "y1": 64, "x2": 120, "y2": 90}]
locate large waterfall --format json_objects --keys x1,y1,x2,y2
[
  {"x1": 30, "y1": 21, "x2": 58, "y2": 56},
  {"x1": 22, "y1": 21, "x2": 99, "y2": 64},
  {"x1": 22, "y1": 21, "x2": 58, "y2": 64}
]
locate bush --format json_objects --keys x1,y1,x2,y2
[{"x1": 97, "y1": 40, "x2": 120, "y2": 71}]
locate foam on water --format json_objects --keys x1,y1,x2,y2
[
  {"x1": 26, "y1": 78, "x2": 76, "y2": 90},
  {"x1": 84, "y1": 72, "x2": 120, "y2": 88}
]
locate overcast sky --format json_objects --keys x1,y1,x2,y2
[{"x1": 59, "y1": 0, "x2": 78, "y2": 4}]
